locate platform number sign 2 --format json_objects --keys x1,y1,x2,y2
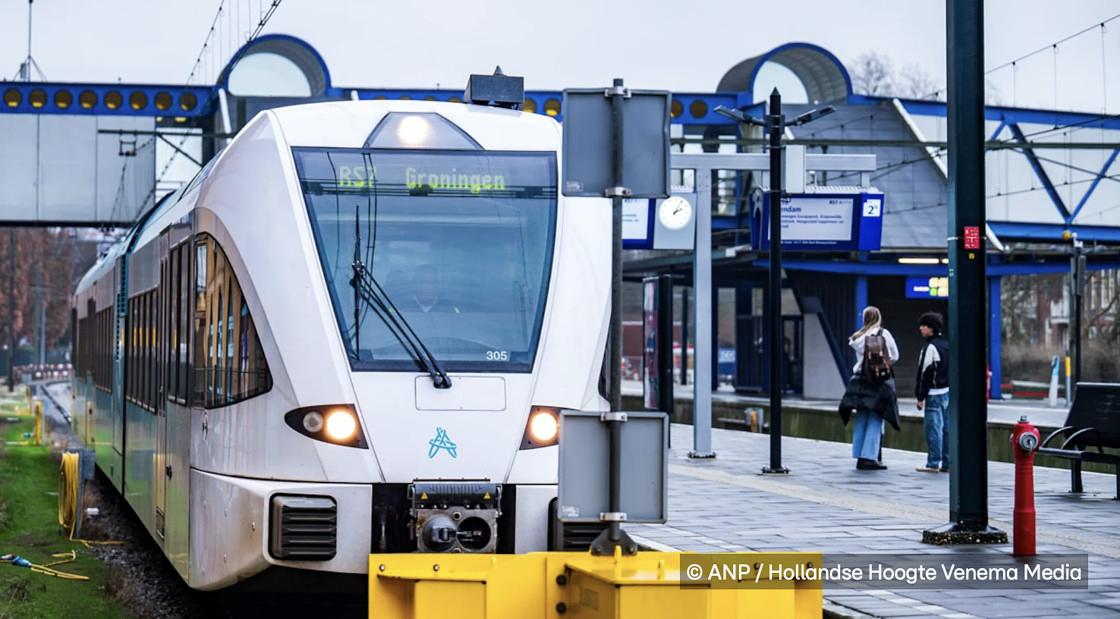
[{"x1": 864, "y1": 198, "x2": 882, "y2": 218}]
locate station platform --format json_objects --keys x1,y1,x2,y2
[
  {"x1": 621, "y1": 381, "x2": 1077, "y2": 467},
  {"x1": 622, "y1": 380, "x2": 1070, "y2": 426},
  {"x1": 628, "y1": 424, "x2": 1120, "y2": 618}
]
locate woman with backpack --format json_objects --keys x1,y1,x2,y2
[{"x1": 843, "y1": 306, "x2": 900, "y2": 470}]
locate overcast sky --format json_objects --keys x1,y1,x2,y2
[
  {"x1": 2, "y1": 0, "x2": 1116, "y2": 106},
  {"x1": 2, "y1": 1, "x2": 1116, "y2": 191}
]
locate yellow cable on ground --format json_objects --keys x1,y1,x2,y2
[
  {"x1": 35, "y1": 550, "x2": 87, "y2": 580},
  {"x1": 58, "y1": 452, "x2": 121, "y2": 547},
  {"x1": 2, "y1": 552, "x2": 89, "y2": 581},
  {"x1": 58, "y1": 451, "x2": 80, "y2": 537}
]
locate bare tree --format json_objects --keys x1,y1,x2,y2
[
  {"x1": 897, "y1": 64, "x2": 941, "y2": 100},
  {"x1": 850, "y1": 52, "x2": 895, "y2": 96},
  {"x1": 851, "y1": 53, "x2": 995, "y2": 105}
]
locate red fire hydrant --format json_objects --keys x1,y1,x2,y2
[{"x1": 1011, "y1": 416, "x2": 1041, "y2": 556}]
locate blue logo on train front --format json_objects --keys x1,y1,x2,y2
[{"x1": 427, "y1": 427, "x2": 458, "y2": 459}]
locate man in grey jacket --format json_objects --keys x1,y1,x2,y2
[{"x1": 914, "y1": 312, "x2": 950, "y2": 473}]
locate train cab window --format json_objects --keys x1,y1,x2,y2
[
  {"x1": 293, "y1": 148, "x2": 557, "y2": 373},
  {"x1": 191, "y1": 235, "x2": 271, "y2": 408}
]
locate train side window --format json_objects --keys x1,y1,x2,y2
[
  {"x1": 139, "y1": 297, "x2": 144, "y2": 403},
  {"x1": 214, "y1": 288, "x2": 224, "y2": 405},
  {"x1": 94, "y1": 308, "x2": 102, "y2": 390},
  {"x1": 86, "y1": 299, "x2": 95, "y2": 382},
  {"x1": 146, "y1": 291, "x2": 154, "y2": 410},
  {"x1": 95, "y1": 308, "x2": 101, "y2": 390},
  {"x1": 207, "y1": 264, "x2": 218, "y2": 406},
  {"x1": 139, "y1": 297, "x2": 145, "y2": 404},
  {"x1": 151, "y1": 289, "x2": 158, "y2": 410},
  {"x1": 191, "y1": 234, "x2": 272, "y2": 408},
  {"x1": 128, "y1": 298, "x2": 136, "y2": 403},
  {"x1": 69, "y1": 309, "x2": 76, "y2": 370},
  {"x1": 179, "y1": 244, "x2": 190, "y2": 402},
  {"x1": 150, "y1": 290, "x2": 158, "y2": 410},
  {"x1": 160, "y1": 282, "x2": 166, "y2": 408},
  {"x1": 226, "y1": 277, "x2": 238, "y2": 403},
  {"x1": 101, "y1": 308, "x2": 107, "y2": 390},
  {"x1": 193, "y1": 241, "x2": 209, "y2": 406},
  {"x1": 105, "y1": 308, "x2": 110, "y2": 389},
  {"x1": 144, "y1": 293, "x2": 149, "y2": 405}
]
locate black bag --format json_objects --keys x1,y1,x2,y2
[
  {"x1": 862, "y1": 330, "x2": 893, "y2": 384},
  {"x1": 838, "y1": 375, "x2": 900, "y2": 431},
  {"x1": 838, "y1": 378, "x2": 862, "y2": 426},
  {"x1": 875, "y1": 379, "x2": 901, "y2": 431}
]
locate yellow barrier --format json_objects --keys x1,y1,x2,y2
[
  {"x1": 33, "y1": 399, "x2": 43, "y2": 446},
  {"x1": 368, "y1": 550, "x2": 822, "y2": 619}
]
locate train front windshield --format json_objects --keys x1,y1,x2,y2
[{"x1": 294, "y1": 148, "x2": 557, "y2": 373}]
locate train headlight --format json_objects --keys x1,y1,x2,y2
[
  {"x1": 302, "y1": 411, "x2": 324, "y2": 433},
  {"x1": 397, "y1": 115, "x2": 432, "y2": 146},
  {"x1": 284, "y1": 405, "x2": 366, "y2": 448},
  {"x1": 324, "y1": 409, "x2": 358, "y2": 442},
  {"x1": 521, "y1": 406, "x2": 560, "y2": 449}
]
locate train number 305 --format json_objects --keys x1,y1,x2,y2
[{"x1": 485, "y1": 350, "x2": 510, "y2": 361}]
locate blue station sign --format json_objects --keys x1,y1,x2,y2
[
  {"x1": 905, "y1": 276, "x2": 950, "y2": 299},
  {"x1": 751, "y1": 191, "x2": 884, "y2": 251}
]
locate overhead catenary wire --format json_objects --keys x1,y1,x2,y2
[
  {"x1": 914, "y1": 13, "x2": 1120, "y2": 101},
  {"x1": 153, "y1": 1, "x2": 283, "y2": 199},
  {"x1": 886, "y1": 171, "x2": 1120, "y2": 216}
]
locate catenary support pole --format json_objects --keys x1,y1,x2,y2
[
  {"x1": 763, "y1": 88, "x2": 788, "y2": 474},
  {"x1": 7, "y1": 230, "x2": 15, "y2": 392},
  {"x1": 989, "y1": 274, "x2": 1002, "y2": 400},
  {"x1": 923, "y1": 0, "x2": 1006, "y2": 544},
  {"x1": 1070, "y1": 239, "x2": 1084, "y2": 397},
  {"x1": 690, "y1": 168, "x2": 715, "y2": 459},
  {"x1": 679, "y1": 287, "x2": 689, "y2": 386}
]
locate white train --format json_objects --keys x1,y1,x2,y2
[{"x1": 70, "y1": 95, "x2": 611, "y2": 590}]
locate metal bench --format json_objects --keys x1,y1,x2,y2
[{"x1": 1038, "y1": 382, "x2": 1120, "y2": 499}]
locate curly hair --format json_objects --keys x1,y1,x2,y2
[{"x1": 918, "y1": 311, "x2": 944, "y2": 334}]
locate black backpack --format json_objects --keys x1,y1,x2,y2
[{"x1": 863, "y1": 330, "x2": 893, "y2": 383}]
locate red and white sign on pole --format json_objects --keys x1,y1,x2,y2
[{"x1": 963, "y1": 226, "x2": 981, "y2": 250}]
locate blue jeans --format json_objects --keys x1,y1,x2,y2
[
  {"x1": 923, "y1": 392, "x2": 950, "y2": 468},
  {"x1": 851, "y1": 410, "x2": 883, "y2": 461}
]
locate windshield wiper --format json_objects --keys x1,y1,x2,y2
[{"x1": 350, "y1": 261, "x2": 452, "y2": 389}]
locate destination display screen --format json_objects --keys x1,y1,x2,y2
[{"x1": 297, "y1": 149, "x2": 554, "y2": 200}]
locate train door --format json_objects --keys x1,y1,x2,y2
[
  {"x1": 154, "y1": 232, "x2": 170, "y2": 539},
  {"x1": 112, "y1": 264, "x2": 126, "y2": 458},
  {"x1": 162, "y1": 233, "x2": 193, "y2": 579}
]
